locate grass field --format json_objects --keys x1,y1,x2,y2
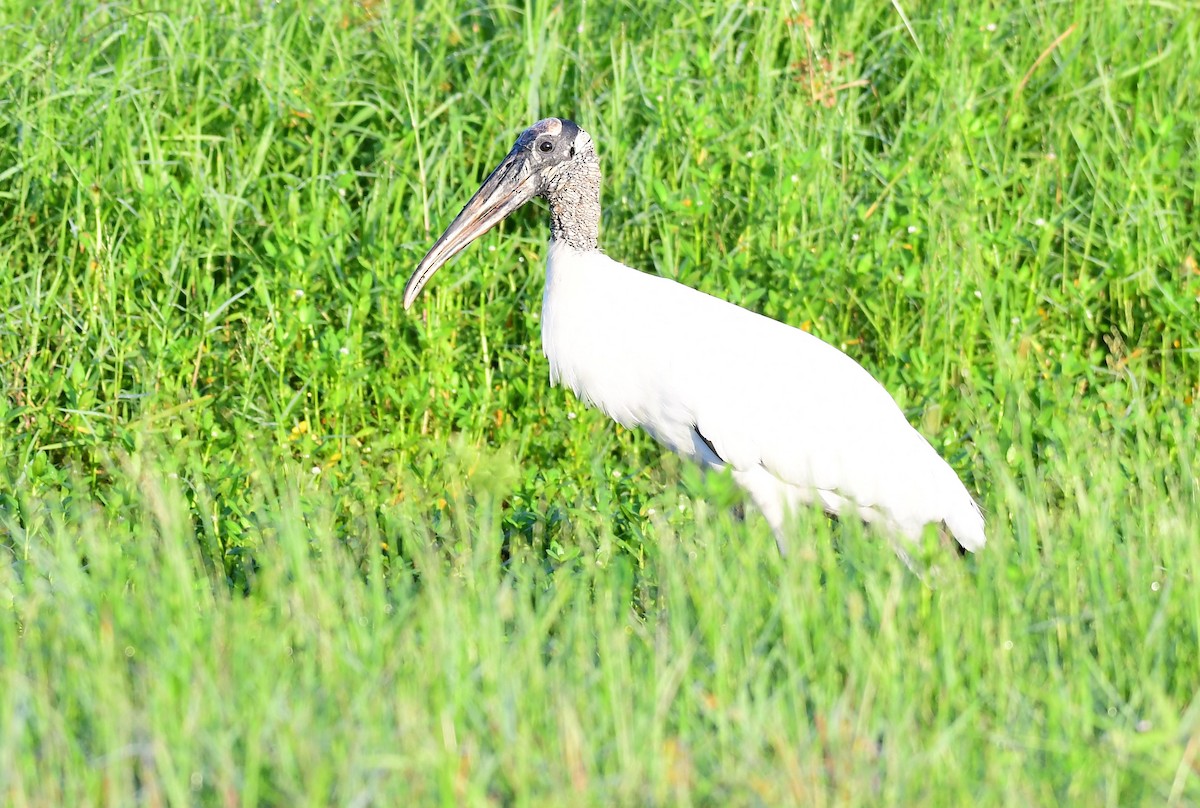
[{"x1": 2, "y1": 0, "x2": 1199, "y2": 803}]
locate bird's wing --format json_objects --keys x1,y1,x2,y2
[{"x1": 650, "y1": 280, "x2": 983, "y2": 545}]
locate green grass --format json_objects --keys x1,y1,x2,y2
[{"x1": 2, "y1": 0, "x2": 1199, "y2": 803}]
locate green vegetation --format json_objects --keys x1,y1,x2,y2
[{"x1": 2, "y1": 0, "x2": 1198, "y2": 803}]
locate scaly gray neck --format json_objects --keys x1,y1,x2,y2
[{"x1": 542, "y1": 148, "x2": 602, "y2": 252}]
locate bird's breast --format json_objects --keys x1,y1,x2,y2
[{"x1": 541, "y1": 242, "x2": 704, "y2": 459}]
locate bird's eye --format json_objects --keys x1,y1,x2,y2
[{"x1": 539, "y1": 140, "x2": 553, "y2": 153}]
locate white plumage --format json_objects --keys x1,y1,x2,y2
[
  {"x1": 542, "y1": 242, "x2": 985, "y2": 554},
  {"x1": 405, "y1": 117, "x2": 986, "y2": 557}
]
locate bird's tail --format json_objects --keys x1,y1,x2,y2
[{"x1": 943, "y1": 493, "x2": 986, "y2": 553}]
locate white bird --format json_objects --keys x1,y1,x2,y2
[{"x1": 404, "y1": 118, "x2": 985, "y2": 557}]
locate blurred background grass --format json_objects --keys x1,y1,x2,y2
[{"x1": 2, "y1": 0, "x2": 1199, "y2": 803}]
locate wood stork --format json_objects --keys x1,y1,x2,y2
[{"x1": 404, "y1": 118, "x2": 986, "y2": 557}]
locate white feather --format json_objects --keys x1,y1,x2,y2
[{"x1": 542, "y1": 240, "x2": 986, "y2": 554}]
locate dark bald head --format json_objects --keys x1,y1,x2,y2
[
  {"x1": 512, "y1": 118, "x2": 592, "y2": 170},
  {"x1": 402, "y1": 117, "x2": 603, "y2": 307}
]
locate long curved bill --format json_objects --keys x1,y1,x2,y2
[{"x1": 403, "y1": 149, "x2": 539, "y2": 309}]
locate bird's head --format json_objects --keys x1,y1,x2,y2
[{"x1": 403, "y1": 118, "x2": 599, "y2": 309}]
